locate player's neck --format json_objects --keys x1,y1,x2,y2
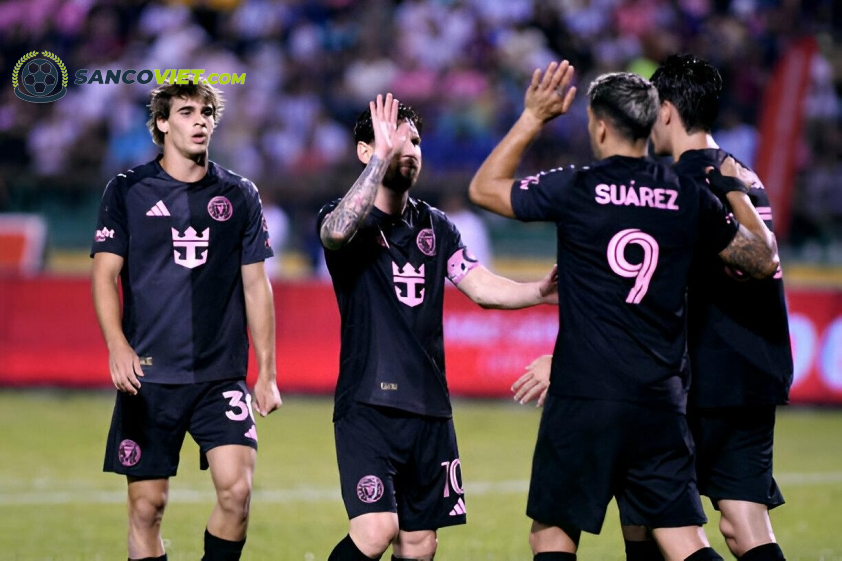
[
  {"x1": 374, "y1": 187, "x2": 408, "y2": 216},
  {"x1": 600, "y1": 137, "x2": 648, "y2": 159},
  {"x1": 673, "y1": 132, "x2": 718, "y2": 161},
  {"x1": 159, "y1": 150, "x2": 209, "y2": 183}
]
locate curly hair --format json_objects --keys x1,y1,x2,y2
[{"x1": 147, "y1": 78, "x2": 226, "y2": 147}]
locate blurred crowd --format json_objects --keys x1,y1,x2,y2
[{"x1": 0, "y1": 0, "x2": 839, "y2": 270}]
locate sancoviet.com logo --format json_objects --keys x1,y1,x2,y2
[{"x1": 13, "y1": 51, "x2": 68, "y2": 103}]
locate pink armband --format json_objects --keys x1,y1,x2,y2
[{"x1": 447, "y1": 248, "x2": 479, "y2": 285}]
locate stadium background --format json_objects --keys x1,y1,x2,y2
[{"x1": 0, "y1": 0, "x2": 840, "y2": 559}]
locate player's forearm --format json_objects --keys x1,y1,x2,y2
[
  {"x1": 320, "y1": 155, "x2": 388, "y2": 250},
  {"x1": 469, "y1": 112, "x2": 544, "y2": 217},
  {"x1": 244, "y1": 279, "x2": 277, "y2": 380},
  {"x1": 719, "y1": 225, "x2": 780, "y2": 279},
  {"x1": 473, "y1": 277, "x2": 549, "y2": 310},
  {"x1": 91, "y1": 273, "x2": 129, "y2": 351},
  {"x1": 725, "y1": 192, "x2": 777, "y2": 254}
]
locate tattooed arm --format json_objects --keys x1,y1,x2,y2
[
  {"x1": 714, "y1": 158, "x2": 779, "y2": 279},
  {"x1": 718, "y1": 225, "x2": 779, "y2": 279},
  {"x1": 320, "y1": 155, "x2": 389, "y2": 251},
  {"x1": 320, "y1": 93, "x2": 408, "y2": 251}
]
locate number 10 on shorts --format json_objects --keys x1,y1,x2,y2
[{"x1": 440, "y1": 459, "x2": 464, "y2": 498}]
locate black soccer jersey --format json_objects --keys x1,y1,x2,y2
[
  {"x1": 91, "y1": 157, "x2": 273, "y2": 384},
  {"x1": 317, "y1": 198, "x2": 468, "y2": 420},
  {"x1": 675, "y1": 149, "x2": 793, "y2": 407},
  {"x1": 511, "y1": 156, "x2": 739, "y2": 413}
]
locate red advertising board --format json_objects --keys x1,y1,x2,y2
[{"x1": 0, "y1": 277, "x2": 840, "y2": 404}]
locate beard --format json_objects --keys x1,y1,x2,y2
[{"x1": 382, "y1": 157, "x2": 419, "y2": 193}]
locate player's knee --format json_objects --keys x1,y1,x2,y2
[
  {"x1": 350, "y1": 516, "x2": 399, "y2": 556},
  {"x1": 216, "y1": 478, "x2": 252, "y2": 520},
  {"x1": 719, "y1": 508, "x2": 774, "y2": 557},
  {"x1": 128, "y1": 492, "x2": 167, "y2": 529},
  {"x1": 529, "y1": 522, "x2": 579, "y2": 555},
  {"x1": 719, "y1": 515, "x2": 737, "y2": 544},
  {"x1": 394, "y1": 530, "x2": 437, "y2": 558}
]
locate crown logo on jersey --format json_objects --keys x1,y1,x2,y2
[
  {"x1": 172, "y1": 226, "x2": 209, "y2": 269},
  {"x1": 392, "y1": 262, "x2": 425, "y2": 307}
]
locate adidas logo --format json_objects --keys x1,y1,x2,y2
[
  {"x1": 146, "y1": 200, "x2": 170, "y2": 217},
  {"x1": 449, "y1": 497, "x2": 466, "y2": 516}
]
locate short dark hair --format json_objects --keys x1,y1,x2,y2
[
  {"x1": 353, "y1": 102, "x2": 424, "y2": 144},
  {"x1": 650, "y1": 54, "x2": 722, "y2": 134},
  {"x1": 587, "y1": 72, "x2": 659, "y2": 142},
  {"x1": 147, "y1": 78, "x2": 225, "y2": 147}
]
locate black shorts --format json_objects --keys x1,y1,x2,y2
[
  {"x1": 104, "y1": 379, "x2": 258, "y2": 478},
  {"x1": 527, "y1": 396, "x2": 706, "y2": 535},
  {"x1": 687, "y1": 405, "x2": 784, "y2": 510},
  {"x1": 334, "y1": 404, "x2": 466, "y2": 532}
]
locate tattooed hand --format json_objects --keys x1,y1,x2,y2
[{"x1": 320, "y1": 93, "x2": 410, "y2": 251}]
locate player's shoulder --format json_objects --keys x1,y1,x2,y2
[
  {"x1": 413, "y1": 197, "x2": 442, "y2": 220},
  {"x1": 317, "y1": 197, "x2": 343, "y2": 225},
  {"x1": 408, "y1": 197, "x2": 454, "y2": 231},
  {"x1": 210, "y1": 162, "x2": 257, "y2": 192},
  {"x1": 319, "y1": 197, "x2": 343, "y2": 214},
  {"x1": 102, "y1": 159, "x2": 160, "y2": 195}
]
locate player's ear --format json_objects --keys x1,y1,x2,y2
[
  {"x1": 357, "y1": 141, "x2": 373, "y2": 164},
  {"x1": 661, "y1": 101, "x2": 674, "y2": 126},
  {"x1": 157, "y1": 117, "x2": 169, "y2": 135},
  {"x1": 595, "y1": 119, "x2": 607, "y2": 145}
]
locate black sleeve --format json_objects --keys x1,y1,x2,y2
[
  {"x1": 697, "y1": 183, "x2": 740, "y2": 254},
  {"x1": 510, "y1": 167, "x2": 576, "y2": 222},
  {"x1": 90, "y1": 176, "x2": 129, "y2": 258},
  {"x1": 241, "y1": 179, "x2": 274, "y2": 265}
]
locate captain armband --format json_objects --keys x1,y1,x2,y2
[{"x1": 447, "y1": 248, "x2": 480, "y2": 285}]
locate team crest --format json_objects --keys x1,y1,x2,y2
[
  {"x1": 416, "y1": 228, "x2": 436, "y2": 256},
  {"x1": 356, "y1": 475, "x2": 384, "y2": 504},
  {"x1": 207, "y1": 196, "x2": 233, "y2": 221},
  {"x1": 118, "y1": 439, "x2": 141, "y2": 467}
]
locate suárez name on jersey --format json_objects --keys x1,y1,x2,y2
[{"x1": 594, "y1": 183, "x2": 679, "y2": 210}]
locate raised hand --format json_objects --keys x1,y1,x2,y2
[
  {"x1": 371, "y1": 93, "x2": 409, "y2": 161},
  {"x1": 524, "y1": 61, "x2": 577, "y2": 124}
]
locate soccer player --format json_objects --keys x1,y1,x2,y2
[
  {"x1": 317, "y1": 93, "x2": 558, "y2": 561},
  {"x1": 91, "y1": 78, "x2": 282, "y2": 561},
  {"x1": 646, "y1": 54, "x2": 794, "y2": 561},
  {"x1": 469, "y1": 62, "x2": 779, "y2": 561}
]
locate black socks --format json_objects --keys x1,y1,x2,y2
[
  {"x1": 624, "y1": 539, "x2": 665, "y2": 560},
  {"x1": 685, "y1": 547, "x2": 724, "y2": 561},
  {"x1": 201, "y1": 528, "x2": 246, "y2": 561},
  {"x1": 328, "y1": 534, "x2": 381, "y2": 560},
  {"x1": 740, "y1": 543, "x2": 785, "y2": 561}
]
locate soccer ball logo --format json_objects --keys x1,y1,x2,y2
[
  {"x1": 13, "y1": 51, "x2": 68, "y2": 103},
  {"x1": 21, "y1": 60, "x2": 59, "y2": 97}
]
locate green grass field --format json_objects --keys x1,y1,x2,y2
[{"x1": 0, "y1": 391, "x2": 840, "y2": 560}]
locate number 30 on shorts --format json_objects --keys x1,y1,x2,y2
[
  {"x1": 440, "y1": 458, "x2": 464, "y2": 498},
  {"x1": 222, "y1": 390, "x2": 255, "y2": 422},
  {"x1": 607, "y1": 229, "x2": 659, "y2": 304}
]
